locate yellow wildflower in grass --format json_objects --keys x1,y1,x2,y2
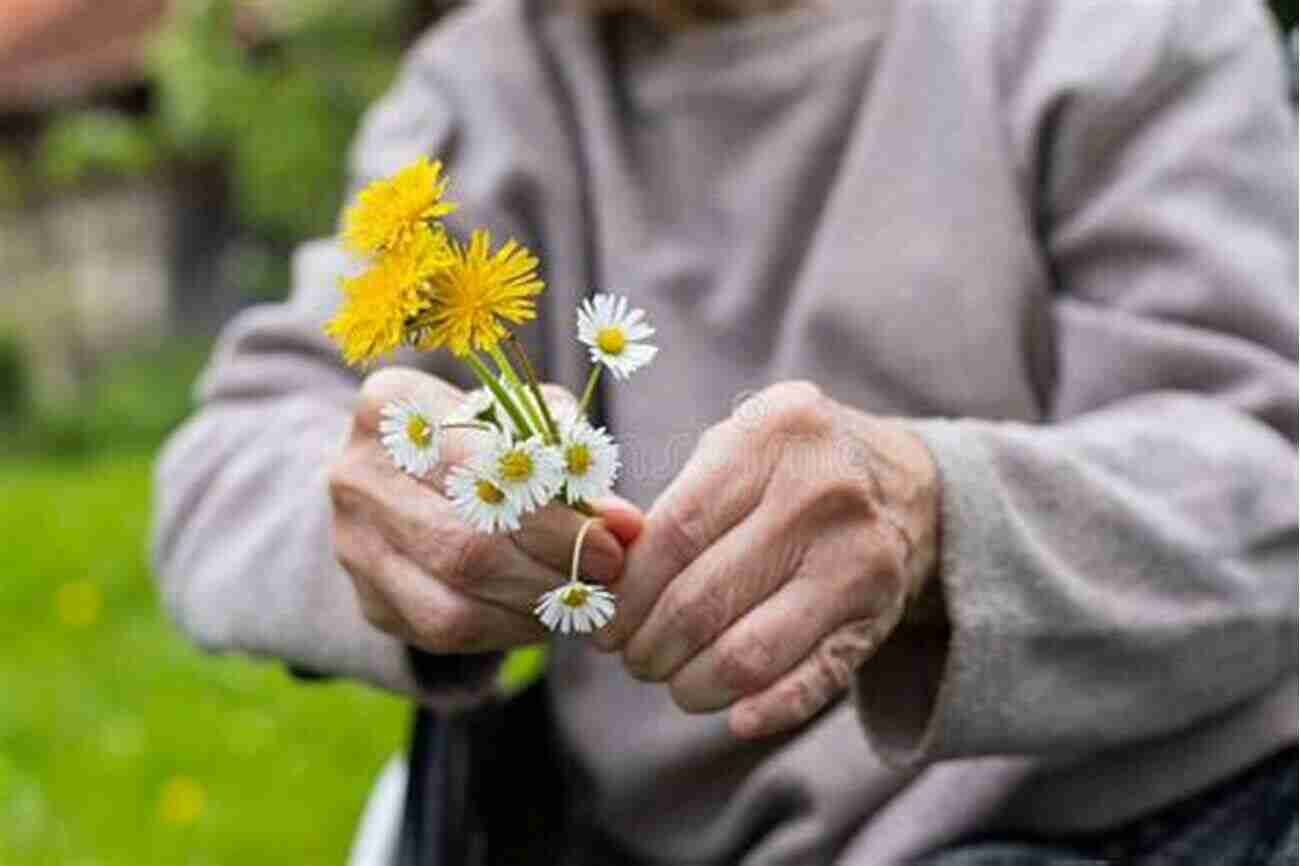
[
  {"x1": 326, "y1": 226, "x2": 451, "y2": 366},
  {"x1": 158, "y1": 776, "x2": 207, "y2": 825},
  {"x1": 55, "y1": 580, "x2": 102, "y2": 628},
  {"x1": 343, "y1": 158, "x2": 458, "y2": 256},
  {"x1": 415, "y1": 229, "x2": 544, "y2": 356}
]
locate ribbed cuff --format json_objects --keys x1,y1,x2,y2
[{"x1": 852, "y1": 418, "x2": 983, "y2": 768}]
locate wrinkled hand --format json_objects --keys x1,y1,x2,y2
[
  {"x1": 329, "y1": 367, "x2": 643, "y2": 654},
  {"x1": 594, "y1": 382, "x2": 939, "y2": 739}
]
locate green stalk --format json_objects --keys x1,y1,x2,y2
[
  {"x1": 507, "y1": 336, "x2": 561, "y2": 445},
  {"x1": 463, "y1": 352, "x2": 533, "y2": 438},
  {"x1": 438, "y1": 422, "x2": 494, "y2": 433},
  {"x1": 488, "y1": 343, "x2": 546, "y2": 438},
  {"x1": 577, "y1": 365, "x2": 602, "y2": 419}
]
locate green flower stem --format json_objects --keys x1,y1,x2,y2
[
  {"x1": 488, "y1": 343, "x2": 546, "y2": 438},
  {"x1": 507, "y1": 336, "x2": 561, "y2": 445},
  {"x1": 463, "y1": 352, "x2": 533, "y2": 438},
  {"x1": 577, "y1": 365, "x2": 602, "y2": 418},
  {"x1": 438, "y1": 422, "x2": 494, "y2": 433}
]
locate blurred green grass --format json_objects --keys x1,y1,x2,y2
[{"x1": 0, "y1": 399, "x2": 406, "y2": 864}]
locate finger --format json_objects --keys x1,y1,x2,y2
[
  {"x1": 539, "y1": 384, "x2": 579, "y2": 424},
  {"x1": 620, "y1": 504, "x2": 804, "y2": 681},
  {"x1": 591, "y1": 419, "x2": 775, "y2": 651},
  {"x1": 666, "y1": 562, "x2": 882, "y2": 712},
  {"x1": 348, "y1": 565, "x2": 406, "y2": 636},
  {"x1": 335, "y1": 511, "x2": 409, "y2": 636},
  {"x1": 727, "y1": 601, "x2": 906, "y2": 740},
  {"x1": 386, "y1": 497, "x2": 576, "y2": 612},
  {"x1": 362, "y1": 421, "x2": 489, "y2": 495},
  {"x1": 357, "y1": 367, "x2": 465, "y2": 434},
  {"x1": 589, "y1": 495, "x2": 645, "y2": 546},
  {"x1": 725, "y1": 618, "x2": 889, "y2": 739},
  {"x1": 335, "y1": 456, "x2": 570, "y2": 612},
  {"x1": 365, "y1": 538, "x2": 550, "y2": 651},
  {"x1": 352, "y1": 367, "x2": 487, "y2": 493},
  {"x1": 512, "y1": 503, "x2": 627, "y2": 585}
]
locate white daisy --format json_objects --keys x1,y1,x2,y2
[
  {"x1": 445, "y1": 460, "x2": 523, "y2": 533},
  {"x1": 559, "y1": 418, "x2": 620, "y2": 503},
  {"x1": 577, "y1": 293, "x2": 658, "y2": 380},
  {"x1": 488, "y1": 432, "x2": 565, "y2": 514},
  {"x1": 378, "y1": 398, "x2": 441, "y2": 478},
  {"x1": 534, "y1": 581, "x2": 617, "y2": 635},
  {"x1": 443, "y1": 387, "x2": 494, "y2": 425}
]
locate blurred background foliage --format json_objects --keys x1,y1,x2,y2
[
  {"x1": 145, "y1": 0, "x2": 404, "y2": 242},
  {"x1": 0, "y1": 0, "x2": 451, "y2": 862},
  {"x1": 30, "y1": 0, "x2": 409, "y2": 288},
  {"x1": 0, "y1": 1, "x2": 1293, "y2": 863}
]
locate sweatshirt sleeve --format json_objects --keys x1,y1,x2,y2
[
  {"x1": 855, "y1": 0, "x2": 1298, "y2": 764},
  {"x1": 150, "y1": 50, "x2": 501, "y2": 709}
]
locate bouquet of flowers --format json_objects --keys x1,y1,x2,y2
[{"x1": 325, "y1": 158, "x2": 656, "y2": 637}]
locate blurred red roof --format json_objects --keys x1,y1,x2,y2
[{"x1": 0, "y1": 0, "x2": 167, "y2": 110}]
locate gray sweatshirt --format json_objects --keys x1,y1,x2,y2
[{"x1": 152, "y1": 0, "x2": 1299, "y2": 862}]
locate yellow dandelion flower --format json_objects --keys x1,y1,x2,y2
[
  {"x1": 342, "y1": 157, "x2": 458, "y2": 256},
  {"x1": 325, "y1": 227, "x2": 450, "y2": 366},
  {"x1": 414, "y1": 229, "x2": 544, "y2": 356},
  {"x1": 158, "y1": 776, "x2": 206, "y2": 825},
  {"x1": 55, "y1": 580, "x2": 102, "y2": 628}
]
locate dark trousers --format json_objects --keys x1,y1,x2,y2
[
  {"x1": 396, "y1": 688, "x2": 1297, "y2": 866},
  {"x1": 917, "y1": 746, "x2": 1298, "y2": 866}
]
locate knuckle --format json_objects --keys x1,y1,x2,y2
[
  {"x1": 813, "y1": 633, "x2": 863, "y2": 693},
  {"x1": 327, "y1": 459, "x2": 368, "y2": 514},
  {"x1": 788, "y1": 675, "x2": 826, "y2": 725},
  {"x1": 621, "y1": 637, "x2": 655, "y2": 679},
  {"x1": 782, "y1": 475, "x2": 874, "y2": 532},
  {"x1": 819, "y1": 474, "x2": 878, "y2": 519},
  {"x1": 760, "y1": 381, "x2": 830, "y2": 436},
  {"x1": 438, "y1": 527, "x2": 495, "y2": 586},
  {"x1": 334, "y1": 542, "x2": 369, "y2": 582},
  {"x1": 694, "y1": 420, "x2": 737, "y2": 465},
  {"x1": 715, "y1": 631, "x2": 777, "y2": 693},
  {"x1": 867, "y1": 528, "x2": 906, "y2": 580},
  {"x1": 539, "y1": 384, "x2": 578, "y2": 417},
  {"x1": 668, "y1": 677, "x2": 715, "y2": 714},
  {"x1": 358, "y1": 595, "x2": 402, "y2": 635},
  {"x1": 332, "y1": 524, "x2": 383, "y2": 586},
  {"x1": 668, "y1": 582, "x2": 731, "y2": 651},
  {"x1": 407, "y1": 604, "x2": 473, "y2": 653},
  {"x1": 845, "y1": 528, "x2": 906, "y2": 609},
  {"x1": 655, "y1": 494, "x2": 713, "y2": 568},
  {"x1": 360, "y1": 367, "x2": 414, "y2": 402}
]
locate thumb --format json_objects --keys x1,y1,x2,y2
[{"x1": 590, "y1": 495, "x2": 645, "y2": 547}]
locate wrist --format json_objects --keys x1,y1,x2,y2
[{"x1": 840, "y1": 408, "x2": 941, "y2": 600}]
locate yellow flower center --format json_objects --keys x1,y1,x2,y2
[
  {"x1": 596, "y1": 327, "x2": 626, "y2": 355},
  {"x1": 559, "y1": 585, "x2": 590, "y2": 608},
  {"x1": 565, "y1": 444, "x2": 592, "y2": 477},
  {"x1": 499, "y1": 449, "x2": 534, "y2": 482},
  {"x1": 475, "y1": 480, "x2": 506, "y2": 505},
  {"x1": 405, "y1": 415, "x2": 433, "y2": 448}
]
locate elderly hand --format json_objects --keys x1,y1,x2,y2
[
  {"x1": 595, "y1": 381, "x2": 939, "y2": 739},
  {"x1": 329, "y1": 367, "x2": 643, "y2": 654}
]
